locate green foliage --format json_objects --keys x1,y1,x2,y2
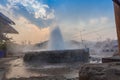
[{"x1": 0, "y1": 41, "x2": 6, "y2": 51}]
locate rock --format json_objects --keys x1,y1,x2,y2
[{"x1": 79, "y1": 62, "x2": 120, "y2": 80}]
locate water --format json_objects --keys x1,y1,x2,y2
[{"x1": 48, "y1": 26, "x2": 65, "y2": 50}]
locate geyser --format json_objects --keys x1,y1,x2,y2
[{"x1": 48, "y1": 26, "x2": 65, "y2": 50}]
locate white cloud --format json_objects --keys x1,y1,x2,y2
[
  {"x1": 89, "y1": 18, "x2": 99, "y2": 25},
  {"x1": 8, "y1": 16, "x2": 50, "y2": 44},
  {"x1": 100, "y1": 17, "x2": 109, "y2": 24},
  {"x1": 89, "y1": 17, "x2": 109, "y2": 26},
  {"x1": 46, "y1": 10, "x2": 55, "y2": 20},
  {"x1": 7, "y1": 0, "x2": 55, "y2": 20}
]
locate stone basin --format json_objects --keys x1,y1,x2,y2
[{"x1": 23, "y1": 49, "x2": 89, "y2": 63}]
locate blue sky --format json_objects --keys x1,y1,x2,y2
[
  {"x1": 0, "y1": 0, "x2": 117, "y2": 43},
  {"x1": 44, "y1": 0, "x2": 114, "y2": 20}
]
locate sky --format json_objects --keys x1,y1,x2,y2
[{"x1": 0, "y1": 0, "x2": 118, "y2": 44}]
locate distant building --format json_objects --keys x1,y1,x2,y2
[
  {"x1": 100, "y1": 40, "x2": 118, "y2": 55},
  {"x1": 0, "y1": 12, "x2": 18, "y2": 41},
  {"x1": 0, "y1": 12, "x2": 18, "y2": 57},
  {"x1": 90, "y1": 40, "x2": 119, "y2": 57}
]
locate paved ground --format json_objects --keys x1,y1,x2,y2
[
  {"x1": 0, "y1": 57, "x2": 80, "y2": 80},
  {"x1": 0, "y1": 69, "x2": 5, "y2": 80},
  {"x1": 0, "y1": 57, "x2": 18, "y2": 80}
]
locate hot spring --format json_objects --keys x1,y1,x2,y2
[{"x1": 23, "y1": 25, "x2": 89, "y2": 63}]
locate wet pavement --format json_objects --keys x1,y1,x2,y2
[
  {"x1": 6, "y1": 58, "x2": 81, "y2": 79},
  {"x1": 0, "y1": 69, "x2": 5, "y2": 80}
]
